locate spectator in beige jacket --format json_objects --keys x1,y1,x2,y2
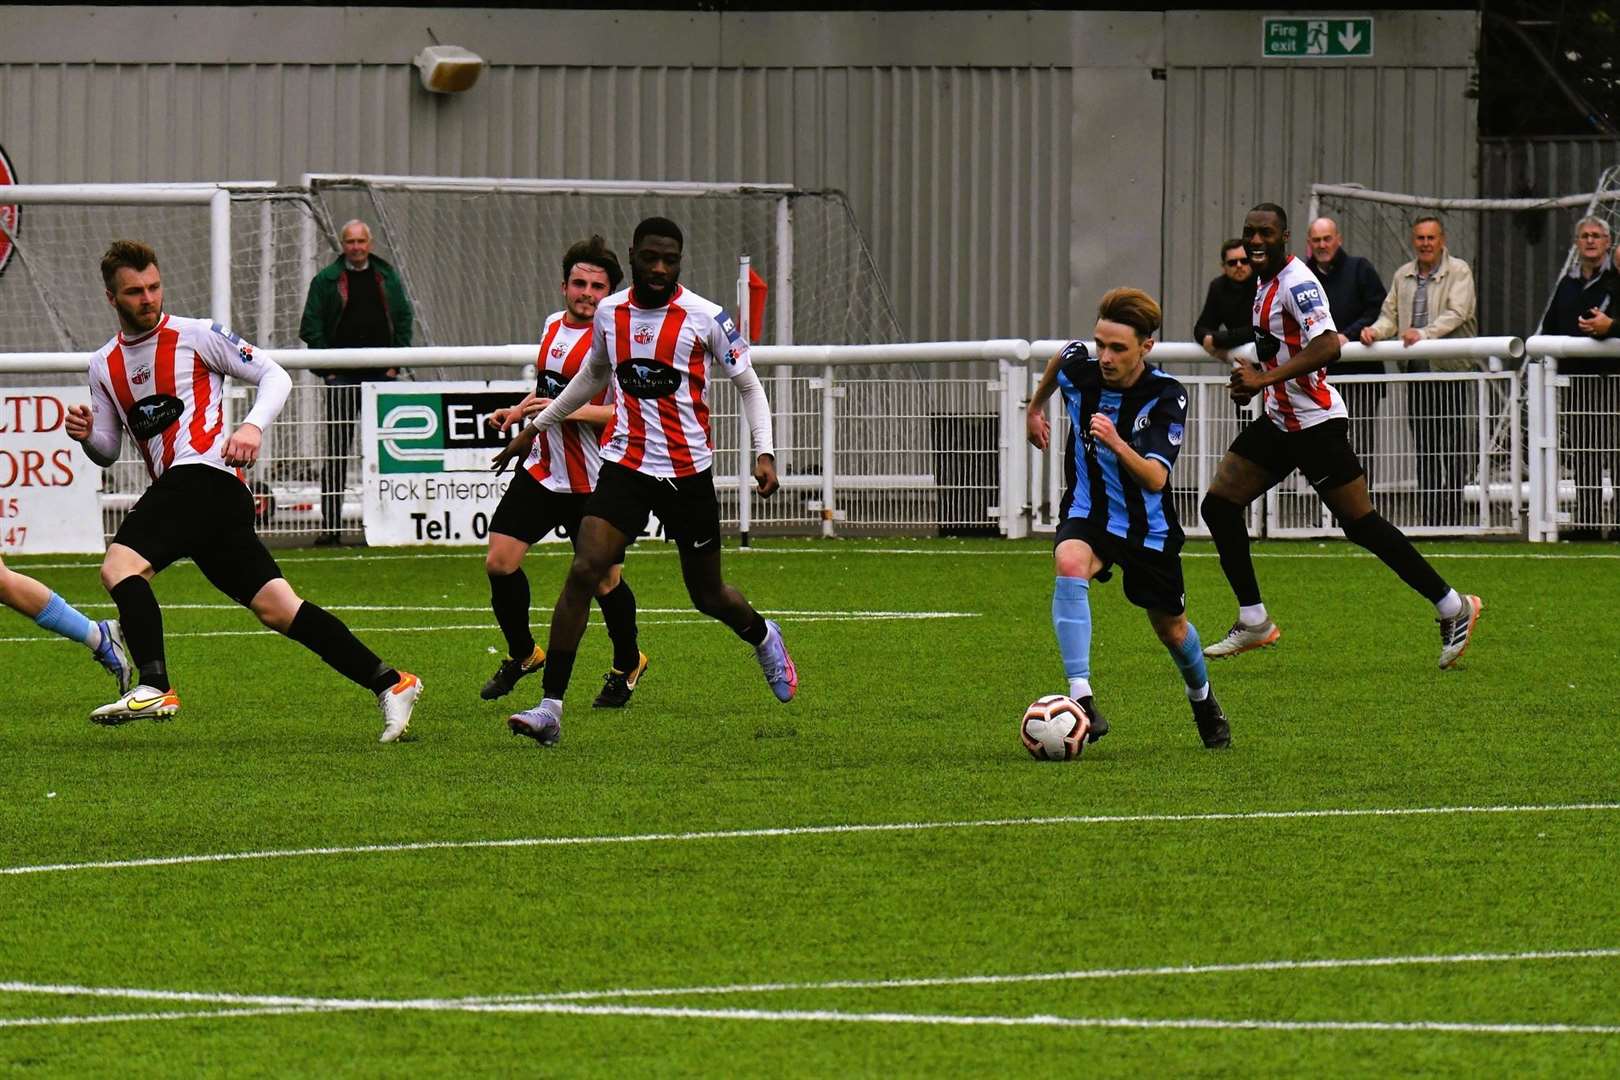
[{"x1": 1359, "y1": 217, "x2": 1478, "y2": 526}]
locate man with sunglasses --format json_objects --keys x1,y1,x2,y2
[{"x1": 1194, "y1": 239, "x2": 1257, "y2": 354}]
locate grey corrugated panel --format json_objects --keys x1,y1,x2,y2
[{"x1": 1161, "y1": 61, "x2": 1475, "y2": 355}]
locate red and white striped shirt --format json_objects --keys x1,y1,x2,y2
[
  {"x1": 523, "y1": 311, "x2": 609, "y2": 494},
  {"x1": 86, "y1": 314, "x2": 288, "y2": 482},
  {"x1": 592, "y1": 285, "x2": 753, "y2": 478},
  {"x1": 1251, "y1": 255, "x2": 1347, "y2": 431}
]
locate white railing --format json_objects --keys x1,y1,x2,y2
[{"x1": 8, "y1": 334, "x2": 1617, "y2": 543}]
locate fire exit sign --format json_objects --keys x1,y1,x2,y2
[{"x1": 1263, "y1": 17, "x2": 1374, "y2": 58}]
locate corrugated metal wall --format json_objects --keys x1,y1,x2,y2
[
  {"x1": 1161, "y1": 10, "x2": 1478, "y2": 354},
  {"x1": 0, "y1": 8, "x2": 1478, "y2": 345},
  {"x1": 0, "y1": 61, "x2": 1071, "y2": 342}
]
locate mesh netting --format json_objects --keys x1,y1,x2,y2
[
  {"x1": 312, "y1": 182, "x2": 902, "y2": 355},
  {"x1": 1314, "y1": 167, "x2": 1620, "y2": 338}
]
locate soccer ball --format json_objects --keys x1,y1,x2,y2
[{"x1": 1020, "y1": 695, "x2": 1090, "y2": 761}]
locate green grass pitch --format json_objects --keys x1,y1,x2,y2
[{"x1": 2, "y1": 537, "x2": 1618, "y2": 1076}]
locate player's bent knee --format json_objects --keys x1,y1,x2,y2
[
  {"x1": 1200, "y1": 491, "x2": 1242, "y2": 528},
  {"x1": 1340, "y1": 510, "x2": 1384, "y2": 548}
]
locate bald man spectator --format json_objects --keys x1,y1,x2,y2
[
  {"x1": 1306, "y1": 217, "x2": 1388, "y2": 488},
  {"x1": 1194, "y1": 238, "x2": 1257, "y2": 353},
  {"x1": 299, "y1": 220, "x2": 414, "y2": 545},
  {"x1": 1361, "y1": 216, "x2": 1478, "y2": 526},
  {"x1": 1540, "y1": 215, "x2": 1620, "y2": 537}
]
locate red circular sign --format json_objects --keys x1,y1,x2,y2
[{"x1": 0, "y1": 143, "x2": 17, "y2": 277}]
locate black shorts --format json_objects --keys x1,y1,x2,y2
[
  {"x1": 585, "y1": 460, "x2": 722, "y2": 552},
  {"x1": 488, "y1": 468, "x2": 593, "y2": 547},
  {"x1": 1054, "y1": 516, "x2": 1186, "y2": 615},
  {"x1": 112, "y1": 464, "x2": 283, "y2": 606},
  {"x1": 1228, "y1": 416, "x2": 1365, "y2": 492}
]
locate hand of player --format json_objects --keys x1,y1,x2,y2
[
  {"x1": 221, "y1": 423, "x2": 263, "y2": 467},
  {"x1": 1026, "y1": 408, "x2": 1050, "y2": 451},
  {"x1": 1400, "y1": 329, "x2": 1423, "y2": 347},
  {"x1": 1228, "y1": 357, "x2": 1266, "y2": 401},
  {"x1": 486, "y1": 407, "x2": 513, "y2": 431},
  {"x1": 490, "y1": 427, "x2": 536, "y2": 474},
  {"x1": 1087, "y1": 412, "x2": 1123, "y2": 452},
  {"x1": 523, "y1": 397, "x2": 551, "y2": 418},
  {"x1": 753, "y1": 453, "x2": 780, "y2": 498},
  {"x1": 1578, "y1": 308, "x2": 1613, "y2": 337},
  {"x1": 65, "y1": 404, "x2": 94, "y2": 442}
]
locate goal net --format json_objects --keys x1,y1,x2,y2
[
  {"x1": 307, "y1": 177, "x2": 903, "y2": 356},
  {"x1": 1311, "y1": 170, "x2": 1620, "y2": 338}
]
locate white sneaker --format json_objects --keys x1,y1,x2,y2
[
  {"x1": 1202, "y1": 619, "x2": 1281, "y2": 659},
  {"x1": 377, "y1": 672, "x2": 421, "y2": 743},
  {"x1": 508, "y1": 698, "x2": 562, "y2": 746},
  {"x1": 90, "y1": 684, "x2": 180, "y2": 725}
]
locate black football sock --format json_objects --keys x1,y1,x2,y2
[
  {"x1": 287, "y1": 601, "x2": 399, "y2": 693},
  {"x1": 1200, "y1": 492, "x2": 1264, "y2": 607},
  {"x1": 109, "y1": 576, "x2": 168, "y2": 691},
  {"x1": 541, "y1": 650, "x2": 577, "y2": 699},
  {"x1": 738, "y1": 613, "x2": 769, "y2": 647},
  {"x1": 1341, "y1": 511, "x2": 1451, "y2": 603},
  {"x1": 488, "y1": 568, "x2": 535, "y2": 659},
  {"x1": 595, "y1": 581, "x2": 641, "y2": 671}
]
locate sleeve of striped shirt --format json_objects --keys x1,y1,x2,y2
[
  {"x1": 710, "y1": 310, "x2": 754, "y2": 379},
  {"x1": 731, "y1": 364, "x2": 775, "y2": 459},
  {"x1": 1136, "y1": 383, "x2": 1189, "y2": 471},
  {"x1": 194, "y1": 324, "x2": 292, "y2": 432},
  {"x1": 1284, "y1": 275, "x2": 1337, "y2": 342},
  {"x1": 81, "y1": 368, "x2": 124, "y2": 468}
]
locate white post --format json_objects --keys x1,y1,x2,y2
[
  {"x1": 998, "y1": 356, "x2": 1028, "y2": 538},
  {"x1": 820, "y1": 363, "x2": 836, "y2": 538},
  {"x1": 773, "y1": 196, "x2": 794, "y2": 476},
  {"x1": 736, "y1": 255, "x2": 753, "y2": 547},
  {"x1": 1526, "y1": 360, "x2": 1544, "y2": 540},
  {"x1": 209, "y1": 188, "x2": 232, "y2": 327},
  {"x1": 1475, "y1": 375, "x2": 1490, "y2": 528},
  {"x1": 1544, "y1": 357, "x2": 1561, "y2": 540},
  {"x1": 1508, "y1": 368, "x2": 1523, "y2": 534}
]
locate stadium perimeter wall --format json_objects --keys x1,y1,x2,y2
[{"x1": 0, "y1": 7, "x2": 1474, "y2": 346}]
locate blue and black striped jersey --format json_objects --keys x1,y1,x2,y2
[{"x1": 1055, "y1": 341, "x2": 1188, "y2": 553}]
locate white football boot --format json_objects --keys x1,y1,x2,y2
[{"x1": 377, "y1": 672, "x2": 422, "y2": 743}]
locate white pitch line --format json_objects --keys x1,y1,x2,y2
[
  {"x1": 0, "y1": 610, "x2": 976, "y2": 645},
  {"x1": 478, "y1": 948, "x2": 1620, "y2": 1005},
  {"x1": 0, "y1": 1006, "x2": 326, "y2": 1028},
  {"x1": 48, "y1": 604, "x2": 975, "y2": 616},
  {"x1": 10, "y1": 547, "x2": 1620, "y2": 572},
  {"x1": 4, "y1": 801, "x2": 1616, "y2": 878}
]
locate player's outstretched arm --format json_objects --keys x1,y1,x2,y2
[
  {"x1": 1231, "y1": 332, "x2": 1339, "y2": 399},
  {"x1": 1025, "y1": 344, "x2": 1071, "y2": 450},
  {"x1": 65, "y1": 397, "x2": 121, "y2": 469},
  {"x1": 520, "y1": 351, "x2": 610, "y2": 439}
]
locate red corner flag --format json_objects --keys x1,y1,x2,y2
[{"x1": 747, "y1": 268, "x2": 768, "y2": 342}]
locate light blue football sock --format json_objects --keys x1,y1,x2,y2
[
  {"x1": 1052, "y1": 576, "x2": 1092, "y2": 686},
  {"x1": 1170, "y1": 621, "x2": 1210, "y2": 698},
  {"x1": 34, "y1": 592, "x2": 95, "y2": 646}
]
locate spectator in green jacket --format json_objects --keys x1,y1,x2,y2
[{"x1": 299, "y1": 220, "x2": 414, "y2": 545}]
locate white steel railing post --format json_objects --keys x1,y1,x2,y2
[
  {"x1": 1545, "y1": 356, "x2": 1562, "y2": 540},
  {"x1": 209, "y1": 188, "x2": 231, "y2": 327},
  {"x1": 1475, "y1": 374, "x2": 1490, "y2": 529},
  {"x1": 997, "y1": 356, "x2": 1027, "y2": 538},
  {"x1": 736, "y1": 255, "x2": 753, "y2": 547},
  {"x1": 820, "y1": 363, "x2": 837, "y2": 538},
  {"x1": 255, "y1": 197, "x2": 276, "y2": 344},
  {"x1": 1526, "y1": 359, "x2": 1545, "y2": 540},
  {"x1": 1509, "y1": 368, "x2": 1523, "y2": 534}
]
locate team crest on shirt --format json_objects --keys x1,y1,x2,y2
[
  {"x1": 633, "y1": 324, "x2": 655, "y2": 345},
  {"x1": 549, "y1": 343, "x2": 566, "y2": 359},
  {"x1": 1134, "y1": 413, "x2": 1152, "y2": 433},
  {"x1": 130, "y1": 365, "x2": 152, "y2": 386}
]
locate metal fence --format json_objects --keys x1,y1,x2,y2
[{"x1": 10, "y1": 334, "x2": 1617, "y2": 546}]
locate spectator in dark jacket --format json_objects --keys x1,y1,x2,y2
[
  {"x1": 1194, "y1": 239, "x2": 1256, "y2": 351},
  {"x1": 1539, "y1": 214, "x2": 1619, "y2": 536},
  {"x1": 1305, "y1": 217, "x2": 1389, "y2": 491},
  {"x1": 299, "y1": 220, "x2": 415, "y2": 545}
]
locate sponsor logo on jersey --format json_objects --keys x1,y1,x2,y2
[
  {"x1": 720, "y1": 312, "x2": 743, "y2": 344},
  {"x1": 210, "y1": 322, "x2": 243, "y2": 345},
  {"x1": 725, "y1": 346, "x2": 742, "y2": 366},
  {"x1": 126, "y1": 394, "x2": 184, "y2": 440},
  {"x1": 538, "y1": 371, "x2": 570, "y2": 399},
  {"x1": 1168, "y1": 422, "x2": 1184, "y2": 446},
  {"x1": 1289, "y1": 282, "x2": 1324, "y2": 312},
  {"x1": 237, "y1": 344, "x2": 254, "y2": 364},
  {"x1": 131, "y1": 365, "x2": 152, "y2": 386},
  {"x1": 616, "y1": 359, "x2": 681, "y2": 400},
  {"x1": 633, "y1": 324, "x2": 655, "y2": 346},
  {"x1": 0, "y1": 142, "x2": 18, "y2": 279}
]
